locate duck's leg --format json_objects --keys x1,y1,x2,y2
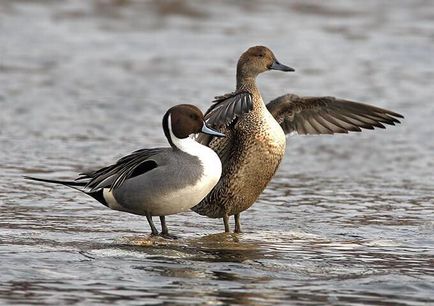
[
  {"x1": 145, "y1": 213, "x2": 159, "y2": 235},
  {"x1": 159, "y1": 216, "x2": 178, "y2": 239},
  {"x1": 234, "y1": 213, "x2": 242, "y2": 233},
  {"x1": 223, "y1": 214, "x2": 230, "y2": 232},
  {"x1": 160, "y1": 216, "x2": 168, "y2": 235}
]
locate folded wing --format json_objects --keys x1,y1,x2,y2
[
  {"x1": 77, "y1": 148, "x2": 164, "y2": 192},
  {"x1": 266, "y1": 94, "x2": 404, "y2": 135}
]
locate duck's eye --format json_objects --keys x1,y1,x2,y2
[
  {"x1": 190, "y1": 114, "x2": 199, "y2": 121},
  {"x1": 258, "y1": 54, "x2": 264, "y2": 58}
]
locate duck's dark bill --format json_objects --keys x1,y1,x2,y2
[
  {"x1": 270, "y1": 60, "x2": 294, "y2": 72},
  {"x1": 201, "y1": 123, "x2": 225, "y2": 137}
]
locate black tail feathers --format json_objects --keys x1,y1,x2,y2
[
  {"x1": 24, "y1": 176, "x2": 87, "y2": 188},
  {"x1": 24, "y1": 176, "x2": 108, "y2": 207}
]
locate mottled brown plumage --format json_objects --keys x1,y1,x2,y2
[{"x1": 192, "y1": 46, "x2": 294, "y2": 232}]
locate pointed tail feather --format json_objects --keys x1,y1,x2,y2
[
  {"x1": 24, "y1": 176, "x2": 88, "y2": 192},
  {"x1": 24, "y1": 176, "x2": 109, "y2": 207}
]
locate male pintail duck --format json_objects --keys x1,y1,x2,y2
[
  {"x1": 192, "y1": 45, "x2": 403, "y2": 233},
  {"x1": 26, "y1": 104, "x2": 224, "y2": 236}
]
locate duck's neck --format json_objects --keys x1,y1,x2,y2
[
  {"x1": 236, "y1": 72, "x2": 265, "y2": 110},
  {"x1": 165, "y1": 115, "x2": 205, "y2": 155},
  {"x1": 171, "y1": 134, "x2": 202, "y2": 154},
  {"x1": 236, "y1": 68, "x2": 258, "y2": 91}
]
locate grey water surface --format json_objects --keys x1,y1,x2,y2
[{"x1": 1, "y1": 0, "x2": 433, "y2": 305}]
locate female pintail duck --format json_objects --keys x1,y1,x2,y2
[
  {"x1": 26, "y1": 104, "x2": 224, "y2": 236},
  {"x1": 192, "y1": 45, "x2": 403, "y2": 233}
]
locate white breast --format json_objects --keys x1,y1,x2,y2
[{"x1": 151, "y1": 136, "x2": 222, "y2": 215}]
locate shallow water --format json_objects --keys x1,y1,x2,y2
[{"x1": 1, "y1": 0, "x2": 433, "y2": 305}]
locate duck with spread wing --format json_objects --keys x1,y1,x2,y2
[{"x1": 192, "y1": 46, "x2": 403, "y2": 233}]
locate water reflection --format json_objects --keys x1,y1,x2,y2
[{"x1": 120, "y1": 232, "x2": 269, "y2": 263}]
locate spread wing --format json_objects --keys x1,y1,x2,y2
[
  {"x1": 266, "y1": 94, "x2": 404, "y2": 135},
  {"x1": 77, "y1": 148, "x2": 165, "y2": 192},
  {"x1": 197, "y1": 91, "x2": 253, "y2": 156},
  {"x1": 205, "y1": 91, "x2": 253, "y2": 128}
]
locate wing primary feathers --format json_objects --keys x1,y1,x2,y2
[
  {"x1": 266, "y1": 94, "x2": 403, "y2": 135},
  {"x1": 325, "y1": 111, "x2": 363, "y2": 132},
  {"x1": 310, "y1": 115, "x2": 335, "y2": 134},
  {"x1": 321, "y1": 112, "x2": 353, "y2": 132}
]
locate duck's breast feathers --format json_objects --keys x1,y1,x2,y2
[
  {"x1": 78, "y1": 147, "x2": 169, "y2": 192},
  {"x1": 266, "y1": 94, "x2": 404, "y2": 135}
]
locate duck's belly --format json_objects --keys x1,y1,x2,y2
[
  {"x1": 145, "y1": 177, "x2": 219, "y2": 216},
  {"x1": 223, "y1": 111, "x2": 286, "y2": 215},
  {"x1": 228, "y1": 141, "x2": 285, "y2": 213},
  {"x1": 105, "y1": 174, "x2": 220, "y2": 216}
]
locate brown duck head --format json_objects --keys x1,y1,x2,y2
[
  {"x1": 162, "y1": 104, "x2": 224, "y2": 148},
  {"x1": 236, "y1": 46, "x2": 294, "y2": 88}
]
